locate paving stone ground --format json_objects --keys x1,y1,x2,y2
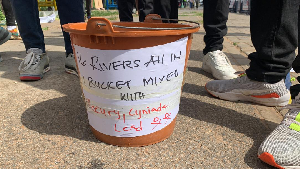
[{"x1": 0, "y1": 9, "x2": 296, "y2": 168}]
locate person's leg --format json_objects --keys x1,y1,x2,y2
[
  {"x1": 205, "y1": 0, "x2": 297, "y2": 106},
  {"x1": 10, "y1": 0, "x2": 45, "y2": 52},
  {"x1": 2, "y1": 0, "x2": 16, "y2": 26},
  {"x1": 292, "y1": 8, "x2": 300, "y2": 73},
  {"x1": 56, "y1": 0, "x2": 84, "y2": 55},
  {"x1": 86, "y1": 0, "x2": 92, "y2": 19},
  {"x1": 153, "y1": 0, "x2": 178, "y2": 23},
  {"x1": 10, "y1": 0, "x2": 49, "y2": 81},
  {"x1": 138, "y1": 0, "x2": 177, "y2": 22},
  {"x1": 203, "y1": 0, "x2": 229, "y2": 55},
  {"x1": 118, "y1": 0, "x2": 135, "y2": 22},
  {"x1": 246, "y1": 0, "x2": 298, "y2": 84},
  {"x1": 2, "y1": 0, "x2": 21, "y2": 40},
  {"x1": 56, "y1": 0, "x2": 84, "y2": 75},
  {"x1": 202, "y1": 0, "x2": 237, "y2": 80},
  {"x1": 257, "y1": 4, "x2": 300, "y2": 168},
  {"x1": 138, "y1": 0, "x2": 154, "y2": 22}
]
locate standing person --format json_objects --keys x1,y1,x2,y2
[
  {"x1": 10, "y1": 0, "x2": 85, "y2": 81},
  {"x1": 183, "y1": 0, "x2": 187, "y2": 8},
  {"x1": 202, "y1": 0, "x2": 238, "y2": 80},
  {"x1": 195, "y1": 0, "x2": 199, "y2": 9},
  {"x1": 1, "y1": 0, "x2": 20, "y2": 40},
  {"x1": 189, "y1": 0, "x2": 194, "y2": 10},
  {"x1": 94, "y1": 0, "x2": 104, "y2": 10},
  {"x1": 178, "y1": 0, "x2": 182, "y2": 8},
  {"x1": 205, "y1": 0, "x2": 300, "y2": 168}
]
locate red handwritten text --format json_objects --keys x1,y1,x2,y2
[{"x1": 128, "y1": 103, "x2": 168, "y2": 119}]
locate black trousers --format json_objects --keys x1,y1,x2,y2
[
  {"x1": 139, "y1": 0, "x2": 178, "y2": 23},
  {"x1": 203, "y1": 0, "x2": 229, "y2": 55},
  {"x1": 86, "y1": 0, "x2": 92, "y2": 19},
  {"x1": 2, "y1": 0, "x2": 16, "y2": 26},
  {"x1": 118, "y1": 0, "x2": 178, "y2": 22},
  {"x1": 246, "y1": 0, "x2": 300, "y2": 83},
  {"x1": 118, "y1": 0, "x2": 136, "y2": 22}
]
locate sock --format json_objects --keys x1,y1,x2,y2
[{"x1": 7, "y1": 26, "x2": 17, "y2": 31}]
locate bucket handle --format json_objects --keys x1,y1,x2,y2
[
  {"x1": 86, "y1": 17, "x2": 115, "y2": 35},
  {"x1": 94, "y1": 16, "x2": 200, "y2": 31}
]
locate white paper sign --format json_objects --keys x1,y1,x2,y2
[{"x1": 73, "y1": 37, "x2": 188, "y2": 137}]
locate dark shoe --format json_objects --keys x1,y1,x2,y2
[{"x1": 0, "y1": 27, "x2": 11, "y2": 45}]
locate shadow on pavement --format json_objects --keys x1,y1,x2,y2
[
  {"x1": 21, "y1": 95, "x2": 97, "y2": 143},
  {"x1": 189, "y1": 49, "x2": 203, "y2": 62},
  {"x1": 227, "y1": 32, "x2": 250, "y2": 37},
  {"x1": 187, "y1": 66, "x2": 215, "y2": 79},
  {"x1": 189, "y1": 50, "x2": 243, "y2": 66},
  {"x1": 193, "y1": 31, "x2": 205, "y2": 35},
  {"x1": 179, "y1": 97, "x2": 276, "y2": 169}
]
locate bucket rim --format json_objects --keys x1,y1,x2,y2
[{"x1": 63, "y1": 16, "x2": 200, "y2": 37}]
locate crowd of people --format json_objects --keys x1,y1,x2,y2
[
  {"x1": 0, "y1": 0, "x2": 299, "y2": 168},
  {"x1": 178, "y1": 0, "x2": 202, "y2": 9}
]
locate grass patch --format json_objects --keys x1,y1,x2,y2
[
  {"x1": 0, "y1": 9, "x2": 5, "y2": 21},
  {"x1": 178, "y1": 14, "x2": 191, "y2": 16},
  {"x1": 179, "y1": 12, "x2": 203, "y2": 17},
  {"x1": 107, "y1": 16, "x2": 118, "y2": 21},
  {"x1": 91, "y1": 10, "x2": 119, "y2": 17},
  {"x1": 233, "y1": 42, "x2": 238, "y2": 46},
  {"x1": 42, "y1": 27, "x2": 49, "y2": 31},
  {"x1": 195, "y1": 12, "x2": 203, "y2": 17}
]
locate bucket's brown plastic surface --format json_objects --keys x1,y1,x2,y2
[
  {"x1": 90, "y1": 117, "x2": 177, "y2": 147},
  {"x1": 63, "y1": 15, "x2": 199, "y2": 147}
]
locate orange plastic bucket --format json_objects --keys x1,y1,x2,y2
[{"x1": 63, "y1": 15, "x2": 199, "y2": 147}]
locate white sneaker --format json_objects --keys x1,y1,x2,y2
[
  {"x1": 202, "y1": 50, "x2": 237, "y2": 80},
  {"x1": 205, "y1": 74, "x2": 290, "y2": 106}
]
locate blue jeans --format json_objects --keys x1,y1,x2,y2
[
  {"x1": 285, "y1": 72, "x2": 292, "y2": 90},
  {"x1": 10, "y1": 0, "x2": 84, "y2": 54}
]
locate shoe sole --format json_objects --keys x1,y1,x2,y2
[
  {"x1": 205, "y1": 84, "x2": 290, "y2": 107},
  {"x1": 20, "y1": 66, "x2": 50, "y2": 81},
  {"x1": 202, "y1": 62, "x2": 237, "y2": 80},
  {"x1": 65, "y1": 68, "x2": 78, "y2": 77},
  {"x1": 258, "y1": 152, "x2": 300, "y2": 169}
]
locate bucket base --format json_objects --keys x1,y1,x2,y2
[{"x1": 90, "y1": 117, "x2": 177, "y2": 147}]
